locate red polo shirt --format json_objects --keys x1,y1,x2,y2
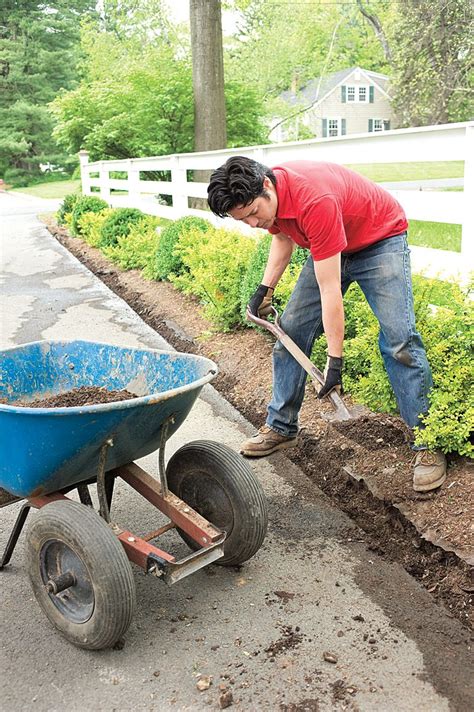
[{"x1": 268, "y1": 162, "x2": 408, "y2": 261}]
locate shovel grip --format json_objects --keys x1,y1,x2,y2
[{"x1": 246, "y1": 307, "x2": 352, "y2": 420}]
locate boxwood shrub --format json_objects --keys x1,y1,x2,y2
[
  {"x1": 151, "y1": 216, "x2": 212, "y2": 280},
  {"x1": 99, "y1": 208, "x2": 145, "y2": 247},
  {"x1": 71, "y1": 196, "x2": 109, "y2": 236},
  {"x1": 57, "y1": 192, "x2": 80, "y2": 226}
]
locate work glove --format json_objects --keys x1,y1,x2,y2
[
  {"x1": 318, "y1": 356, "x2": 343, "y2": 398},
  {"x1": 248, "y1": 284, "x2": 274, "y2": 318}
]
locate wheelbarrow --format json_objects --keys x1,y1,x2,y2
[{"x1": 0, "y1": 340, "x2": 268, "y2": 649}]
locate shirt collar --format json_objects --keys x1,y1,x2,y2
[{"x1": 274, "y1": 167, "x2": 296, "y2": 220}]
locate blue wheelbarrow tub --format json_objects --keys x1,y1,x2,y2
[{"x1": 0, "y1": 341, "x2": 218, "y2": 498}]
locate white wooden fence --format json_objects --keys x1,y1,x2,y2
[{"x1": 79, "y1": 121, "x2": 474, "y2": 282}]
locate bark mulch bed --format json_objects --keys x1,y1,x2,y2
[{"x1": 39, "y1": 217, "x2": 474, "y2": 629}]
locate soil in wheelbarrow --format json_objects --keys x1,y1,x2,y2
[
  {"x1": 46, "y1": 217, "x2": 474, "y2": 630},
  {"x1": 7, "y1": 386, "x2": 137, "y2": 408}
]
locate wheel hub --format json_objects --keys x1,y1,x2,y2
[{"x1": 40, "y1": 539, "x2": 94, "y2": 624}]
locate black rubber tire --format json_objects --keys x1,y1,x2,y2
[
  {"x1": 26, "y1": 500, "x2": 136, "y2": 650},
  {"x1": 166, "y1": 440, "x2": 268, "y2": 566}
]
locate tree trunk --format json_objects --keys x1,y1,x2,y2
[
  {"x1": 190, "y1": 0, "x2": 226, "y2": 208},
  {"x1": 190, "y1": 0, "x2": 227, "y2": 151}
]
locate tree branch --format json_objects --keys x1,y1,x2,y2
[
  {"x1": 356, "y1": 0, "x2": 393, "y2": 66},
  {"x1": 268, "y1": 17, "x2": 343, "y2": 139}
]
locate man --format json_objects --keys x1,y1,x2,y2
[{"x1": 207, "y1": 157, "x2": 446, "y2": 492}]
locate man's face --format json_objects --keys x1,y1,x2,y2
[{"x1": 228, "y1": 177, "x2": 278, "y2": 229}]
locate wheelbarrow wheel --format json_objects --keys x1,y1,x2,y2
[
  {"x1": 166, "y1": 440, "x2": 268, "y2": 566},
  {"x1": 25, "y1": 500, "x2": 136, "y2": 650}
]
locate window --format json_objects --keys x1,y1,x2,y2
[
  {"x1": 323, "y1": 118, "x2": 346, "y2": 137},
  {"x1": 328, "y1": 119, "x2": 339, "y2": 137},
  {"x1": 343, "y1": 85, "x2": 369, "y2": 102},
  {"x1": 369, "y1": 119, "x2": 391, "y2": 132}
]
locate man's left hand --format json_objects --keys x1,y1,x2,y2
[{"x1": 318, "y1": 356, "x2": 343, "y2": 398}]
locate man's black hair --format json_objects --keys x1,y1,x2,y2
[{"x1": 207, "y1": 156, "x2": 276, "y2": 218}]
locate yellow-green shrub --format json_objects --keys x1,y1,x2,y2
[
  {"x1": 77, "y1": 209, "x2": 114, "y2": 247},
  {"x1": 310, "y1": 278, "x2": 473, "y2": 456},
  {"x1": 172, "y1": 225, "x2": 257, "y2": 329},
  {"x1": 103, "y1": 217, "x2": 162, "y2": 272}
]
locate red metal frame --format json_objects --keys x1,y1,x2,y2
[{"x1": 28, "y1": 462, "x2": 224, "y2": 578}]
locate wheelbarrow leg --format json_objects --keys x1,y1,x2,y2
[
  {"x1": 77, "y1": 484, "x2": 93, "y2": 507},
  {"x1": 0, "y1": 502, "x2": 31, "y2": 569}
]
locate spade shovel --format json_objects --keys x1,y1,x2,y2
[{"x1": 247, "y1": 306, "x2": 354, "y2": 422}]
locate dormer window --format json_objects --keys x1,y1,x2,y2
[{"x1": 341, "y1": 84, "x2": 374, "y2": 103}]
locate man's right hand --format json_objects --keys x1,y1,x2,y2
[{"x1": 248, "y1": 284, "x2": 274, "y2": 318}]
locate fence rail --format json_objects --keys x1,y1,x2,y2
[{"x1": 79, "y1": 121, "x2": 474, "y2": 282}]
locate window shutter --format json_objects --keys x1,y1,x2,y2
[
  {"x1": 322, "y1": 118, "x2": 328, "y2": 137},
  {"x1": 341, "y1": 119, "x2": 346, "y2": 136},
  {"x1": 341, "y1": 85, "x2": 346, "y2": 103},
  {"x1": 369, "y1": 85, "x2": 374, "y2": 103},
  {"x1": 368, "y1": 119, "x2": 374, "y2": 132}
]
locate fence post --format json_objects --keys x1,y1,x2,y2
[
  {"x1": 171, "y1": 155, "x2": 188, "y2": 214},
  {"x1": 128, "y1": 159, "x2": 141, "y2": 205},
  {"x1": 78, "y1": 150, "x2": 91, "y2": 195},
  {"x1": 99, "y1": 161, "x2": 111, "y2": 201},
  {"x1": 461, "y1": 125, "x2": 474, "y2": 276}
]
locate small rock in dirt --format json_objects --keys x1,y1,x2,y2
[
  {"x1": 219, "y1": 690, "x2": 233, "y2": 708},
  {"x1": 196, "y1": 676, "x2": 212, "y2": 691},
  {"x1": 153, "y1": 671, "x2": 160, "y2": 678},
  {"x1": 323, "y1": 651, "x2": 338, "y2": 664},
  {"x1": 352, "y1": 614, "x2": 365, "y2": 622}
]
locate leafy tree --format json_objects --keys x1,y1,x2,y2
[
  {"x1": 389, "y1": 0, "x2": 474, "y2": 125},
  {"x1": 52, "y1": 21, "x2": 267, "y2": 161},
  {"x1": 0, "y1": 0, "x2": 96, "y2": 184}
]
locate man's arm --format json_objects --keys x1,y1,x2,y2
[
  {"x1": 262, "y1": 232, "x2": 294, "y2": 287},
  {"x1": 247, "y1": 233, "x2": 294, "y2": 317},
  {"x1": 313, "y1": 253, "x2": 344, "y2": 358}
]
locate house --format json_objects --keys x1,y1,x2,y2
[{"x1": 269, "y1": 67, "x2": 394, "y2": 141}]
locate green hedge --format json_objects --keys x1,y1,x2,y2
[
  {"x1": 63, "y1": 207, "x2": 473, "y2": 456},
  {"x1": 150, "y1": 216, "x2": 212, "y2": 280},
  {"x1": 99, "y1": 208, "x2": 145, "y2": 247},
  {"x1": 57, "y1": 192, "x2": 81, "y2": 225},
  {"x1": 70, "y1": 196, "x2": 109, "y2": 236}
]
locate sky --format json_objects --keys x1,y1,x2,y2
[{"x1": 164, "y1": 1, "x2": 240, "y2": 35}]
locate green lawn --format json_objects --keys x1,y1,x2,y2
[
  {"x1": 10, "y1": 179, "x2": 81, "y2": 199},
  {"x1": 345, "y1": 161, "x2": 464, "y2": 183},
  {"x1": 408, "y1": 220, "x2": 461, "y2": 252}
]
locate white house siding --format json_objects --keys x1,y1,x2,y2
[{"x1": 303, "y1": 82, "x2": 393, "y2": 137}]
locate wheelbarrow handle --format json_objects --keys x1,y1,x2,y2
[{"x1": 246, "y1": 307, "x2": 352, "y2": 420}]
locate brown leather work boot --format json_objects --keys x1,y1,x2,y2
[
  {"x1": 413, "y1": 450, "x2": 447, "y2": 492},
  {"x1": 240, "y1": 425, "x2": 298, "y2": 457}
]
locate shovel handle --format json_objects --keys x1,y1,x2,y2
[{"x1": 247, "y1": 307, "x2": 352, "y2": 420}]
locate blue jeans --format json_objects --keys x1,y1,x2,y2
[{"x1": 267, "y1": 233, "x2": 432, "y2": 437}]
